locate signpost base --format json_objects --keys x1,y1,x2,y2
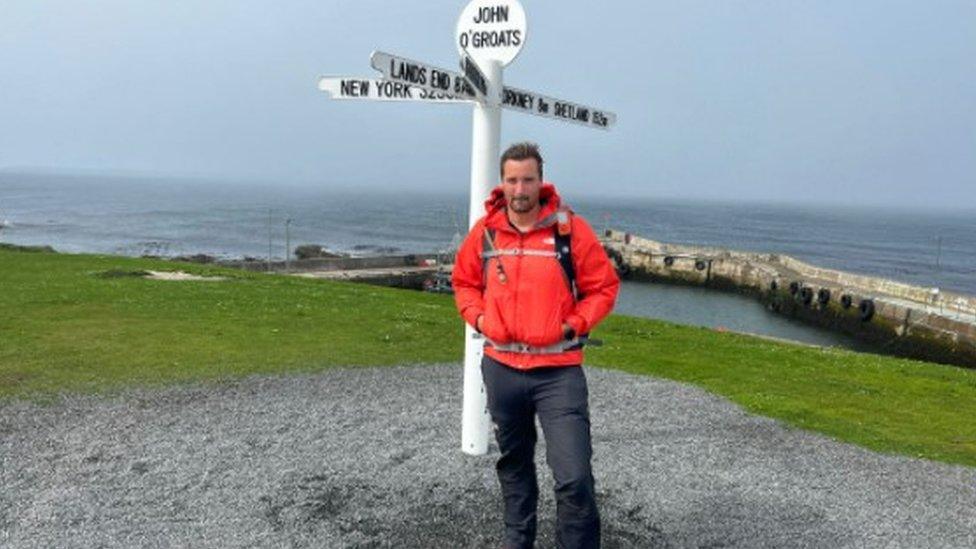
[{"x1": 461, "y1": 325, "x2": 490, "y2": 455}]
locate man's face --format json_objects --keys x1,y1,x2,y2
[{"x1": 501, "y1": 158, "x2": 542, "y2": 214}]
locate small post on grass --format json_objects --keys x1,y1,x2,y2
[{"x1": 285, "y1": 217, "x2": 292, "y2": 272}]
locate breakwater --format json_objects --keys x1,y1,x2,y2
[
  {"x1": 220, "y1": 253, "x2": 445, "y2": 289},
  {"x1": 602, "y1": 230, "x2": 976, "y2": 368}
]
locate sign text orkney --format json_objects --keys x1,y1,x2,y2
[
  {"x1": 370, "y1": 51, "x2": 478, "y2": 101},
  {"x1": 503, "y1": 85, "x2": 616, "y2": 130}
]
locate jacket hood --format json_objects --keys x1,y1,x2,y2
[{"x1": 483, "y1": 182, "x2": 565, "y2": 230}]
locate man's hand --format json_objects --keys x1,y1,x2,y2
[
  {"x1": 477, "y1": 315, "x2": 484, "y2": 333},
  {"x1": 562, "y1": 323, "x2": 576, "y2": 340}
]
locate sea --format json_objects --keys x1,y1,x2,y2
[{"x1": 2, "y1": 172, "x2": 974, "y2": 350}]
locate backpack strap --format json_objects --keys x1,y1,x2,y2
[
  {"x1": 481, "y1": 227, "x2": 508, "y2": 285},
  {"x1": 482, "y1": 227, "x2": 495, "y2": 287},
  {"x1": 553, "y1": 210, "x2": 580, "y2": 301}
]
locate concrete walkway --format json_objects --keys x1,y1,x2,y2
[{"x1": 2, "y1": 364, "x2": 975, "y2": 548}]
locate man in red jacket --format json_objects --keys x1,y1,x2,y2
[{"x1": 452, "y1": 142, "x2": 620, "y2": 548}]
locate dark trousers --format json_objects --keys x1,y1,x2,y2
[{"x1": 481, "y1": 355, "x2": 601, "y2": 549}]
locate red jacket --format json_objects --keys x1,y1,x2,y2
[{"x1": 452, "y1": 183, "x2": 620, "y2": 369}]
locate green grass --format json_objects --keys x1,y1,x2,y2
[
  {"x1": 0, "y1": 248, "x2": 462, "y2": 397},
  {"x1": 587, "y1": 317, "x2": 976, "y2": 466},
  {"x1": 3, "y1": 247, "x2": 976, "y2": 467}
]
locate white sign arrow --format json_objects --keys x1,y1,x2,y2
[
  {"x1": 317, "y1": 76, "x2": 471, "y2": 102},
  {"x1": 370, "y1": 51, "x2": 478, "y2": 101},
  {"x1": 459, "y1": 53, "x2": 488, "y2": 97},
  {"x1": 502, "y1": 85, "x2": 617, "y2": 130}
]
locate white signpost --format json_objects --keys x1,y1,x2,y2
[{"x1": 318, "y1": 0, "x2": 616, "y2": 456}]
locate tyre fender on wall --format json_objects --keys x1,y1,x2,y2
[{"x1": 859, "y1": 299, "x2": 876, "y2": 322}]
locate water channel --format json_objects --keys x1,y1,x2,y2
[{"x1": 615, "y1": 280, "x2": 877, "y2": 352}]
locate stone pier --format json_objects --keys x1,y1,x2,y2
[
  {"x1": 602, "y1": 230, "x2": 976, "y2": 368},
  {"x1": 215, "y1": 253, "x2": 443, "y2": 289}
]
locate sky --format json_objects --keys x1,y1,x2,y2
[{"x1": 1, "y1": 0, "x2": 973, "y2": 209}]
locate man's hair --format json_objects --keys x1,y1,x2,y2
[{"x1": 500, "y1": 142, "x2": 544, "y2": 179}]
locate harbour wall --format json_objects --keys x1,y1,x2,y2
[
  {"x1": 220, "y1": 253, "x2": 442, "y2": 273},
  {"x1": 218, "y1": 253, "x2": 446, "y2": 290},
  {"x1": 602, "y1": 230, "x2": 976, "y2": 368}
]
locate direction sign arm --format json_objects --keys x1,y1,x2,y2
[
  {"x1": 317, "y1": 75, "x2": 471, "y2": 103},
  {"x1": 459, "y1": 53, "x2": 489, "y2": 98},
  {"x1": 501, "y1": 85, "x2": 616, "y2": 130},
  {"x1": 370, "y1": 50, "x2": 479, "y2": 101}
]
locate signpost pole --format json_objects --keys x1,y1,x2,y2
[{"x1": 461, "y1": 59, "x2": 502, "y2": 456}]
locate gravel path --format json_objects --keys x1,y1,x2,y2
[{"x1": 2, "y1": 363, "x2": 975, "y2": 548}]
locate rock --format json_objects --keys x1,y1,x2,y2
[
  {"x1": 172, "y1": 253, "x2": 216, "y2": 264},
  {"x1": 294, "y1": 244, "x2": 341, "y2": 260}
]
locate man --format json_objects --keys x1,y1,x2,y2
[{"x1": 452, "y1": 142, "x2": 620, "y2": 548}]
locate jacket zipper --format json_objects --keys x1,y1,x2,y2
[{"x1": 514, "y1": 230, "x2": 524, "y2": 366}]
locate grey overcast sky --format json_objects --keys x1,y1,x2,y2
[{"x1": 1, "y1": 1, "x2": 973, "y2": 208}]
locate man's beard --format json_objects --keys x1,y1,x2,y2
[{"x1": 509, "y1": 195, "x2": 535, "y2": 213}]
